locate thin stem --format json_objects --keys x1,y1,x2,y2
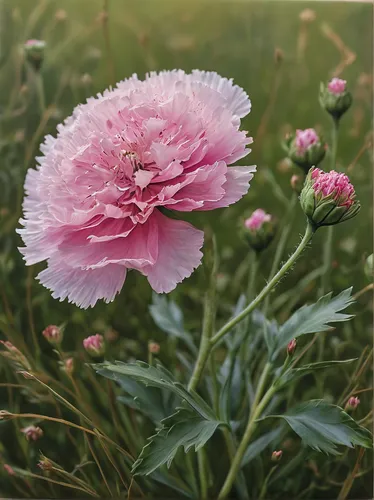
[
  {"x1": 330, "y1": 118, "x2": 339, "y2": 171},
  {"x1": 258, "y1": 466, "x2": 277, "y2": 500},
  {"x1": 188, "y1": 237, "x2": 218, "y2": 392},
  {"x1": 197, "y1": 448, "x2": 208, "y2": 500},
  {"x1": 36, "y1": 71, "x2": 45, "y2": 115},
  {"x1": 221, "y1": 428, "x2": 249, "y2": 500},
  {"x1": 211, "y1": 223, "x2": 314, "y2": 347},
  {"x1": 218, "y1": 366, "x2": 275, "y2": 499}
]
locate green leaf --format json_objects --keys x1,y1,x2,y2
[
  {"x1": 265, "y1": 400, "x2": 372, "y2": 455},
  {"x1": 150, "y1": 470, "x2": 194, "y2": 498},
  {"x1": 94, "y1": 361, "x2": 217, "y2": 421},
  {"x1": 272, "y1": 288, "x2": 354, "y2": 358},
  {"x1": 149, "y1": 294, "x2": 197, "y2": 353},
  {"x1": 241, "y1": 427, "x2": 283, "y2": 467},
  {"x1": 132, "y1": 410, "x2": 221, "y2": 476},
  {"x1": 277, "y1": 359, "x2": 357, "y2": 388}
]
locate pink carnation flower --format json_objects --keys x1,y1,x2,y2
[
  {"x1": 18, "y1": 70, "x2": 255, "y2": 307},
  {"x1": 244, "y1": 209, "x2": 271, "y2": 231},
  {"x1": 295, "y1": 128, "x2": 319, "y2": 153},
  {"x1": 327, "y1": 78, "x2": 346, "y2": 95},
  {"x1": 311, "y1": 168, "x2": 354, "y2": 207}
]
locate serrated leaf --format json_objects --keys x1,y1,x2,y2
[
  {"x1": 94, "y1": 361, "x2": 217, "y2": 421},
  {"x1": 264, "y1": 400, "x2": 372, "y2": 455},
  {"x1": 272, "y1": 288, "x2": 354, "y2": 359},
  {"x1": 241, "y1": 427, "x2": 283, "y2": 467},
  {"x1": 149, "y1": 294, "x2": 197, "y2": 353},
  {"x1": 277, "y1": 359, "x2": 357, "y2": 388},
  {"x1": 132, "y1": 410, "x2": 221, "y2": 476}
]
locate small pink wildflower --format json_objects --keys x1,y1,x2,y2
[
  {"x1": 271, "y1": 450, "x2": 283, "y2": 462},
  {"x1": 311, "y1": 169, "x2": 354, "y2": 208},
  {"x1": 83, "y1": 334, "x2": 105, "y2": 357},
  {"x1": 347, "y1": 396, "x2": 360, "y2": 410},
  {"x1": 18, "y1": 70, "x2": 256, "y2": 307},
  {"x1": 21, "y1": 425, "x2": 43, "y2": 441},
  {"x1": 244, "y1": 209, "x2": 271, "y2": 231},
  {"x1": 295, "y1": 128, "x2": 319, "y2": 153},
  {"x1": 42, "y1": 325, "x2": 62, "y2": 344},
  {"x1": 287, "y1": 339, "x2": 297, "y2": 356},
  {"x1": 328, "y1": 78, "x2": 346, "y2": 95},
  {"x1": 148, "y1": 341, "x2": 160, "y2": 354}
]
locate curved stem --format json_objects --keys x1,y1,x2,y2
[{"x1": 211, "y1": 222, "x2": 315, "y2": 347}]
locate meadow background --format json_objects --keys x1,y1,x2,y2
[{"x1": 0, "y1": 0, "x2": 373, "y2": 498}]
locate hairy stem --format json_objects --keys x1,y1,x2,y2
[{"x1": 211, "y1": 222, "x2": 314, "y2": 347}]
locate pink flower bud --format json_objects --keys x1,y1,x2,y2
[
  {"x1": 4, "y1": 464, "x2": 15, "y2": 476},
  {"x1": 148, "y1": 342, "x2": 160, "y2": 354},
  {"x1": 243, "y1": 209, "x2": 275, "y2": 253},
  {"x1": 300, "y1": 168, "x2": 360, "y2": 228},
  {"x1": 287, "y1": 338, "x2": 297, "y2": 356},
  {"x1": 295, "y1": 128, "x2": 319, "y2": 154},
  {"x1": 24, "y1": 40, "x2": 46, "y2": 71},
  {"x1": 62, "y1": 357, "x2": 74, "y2": 375},
  {"x1": 38, "y1": 456, "x2": 53, "y2": 471},
  {"x1": 244, "y1": 209, "x2": 272, "y2": 231},
  {"x1": 83, "y1": 334, "x2": 105, "y2": 357},
  {"x1": 328, "y1": 78, "x2": 346, "y2": 95},
  {"x1": 21, "y1": 425, "x2": 43, "y2": 441},
  {"x1": 347, "y1": 396, "x2": 360, "y2": 410},
  {"x1": 286, "y1": 129, "x2": 326, "y2": 173},
  {"x1": 290, "y1": 174, "x2": 303, "y2": 194},
  {"x1": 42, "y1": 325, "x2": 63, "y2": 345},
  {"x1": 271, "y1": 450, "x2": 283, "y2": 462}
]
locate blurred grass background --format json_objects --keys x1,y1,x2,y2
[
  {"x1": 0, "y1": 0, "x2": 373, "y2": 497},
  {"x1": 0, "y1": 0, "x2": 372, "y2": 348}
]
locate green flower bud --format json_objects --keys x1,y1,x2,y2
[
  {"x1": 300, "y1": 168, "x2": 360, "y2": 229},
  {"x1": 319, "y1": 79, "x2": 352, "y2": 121},
  {"x1": 24, "y1": 39, "x2": 46, "y2": 71},
  {"x1": 285, "y1": 129, "x2": 326, "y2": 174}
]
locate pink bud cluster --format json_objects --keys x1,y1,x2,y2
[
  {"x1": 311, "y1": 169, "x2": 355, "y2": 208},
  {"x1": 83, "y1": 334, "x2": 105, "y2": 357},
  {"x1": 327, "y1": 78, "x2": 346, "y2": 95},
  {"x1": 295, "y1": 128, "x2": 319, "y2": 153},
  {"x1": 244, "y1": 209, "x2": 272, "y2": 231}
]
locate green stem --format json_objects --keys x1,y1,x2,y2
[
  {"x1": 197, "y1": 448, "x2": 208, "y2": 500},
  {"x1": 258, "y1": 466, "x2": 277, "y2": 500},
  {"x1": 211, "y1": 222, "x2": 315, "y2": 347},
  {"x1": 218, "y1": 363, "x2": 274, "y2": 499},
  {"x1": 330, "y1": 118, "x2": 339, "y2": 171},
  {"x1": 36, "y1": 71, "x2": 45, "y2": 115},
  {"x1": 188, "y1": 238, "x2": 218, "y2": 393},
  {"x1": 221, "y1": 429, "x2": 249, "y2": 500}
]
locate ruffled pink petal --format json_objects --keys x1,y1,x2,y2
[
  {"x1": 38, "y1": 261, "x2": 126, "y2": 309},
  {"x1": 197, "y1": 165, "x2": 256, "y2": 210},
  {"x1": 143, "y1": 210, "x2": 204, "y2": 293}
]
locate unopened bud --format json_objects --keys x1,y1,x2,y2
[
  {"x1": 271, "y1": 450, "x2": 283, "y2": 462},
  {"x1": 290, "y1": 174, "x2": 304, "y2": 194},
  {"x1": 287, "y1": 338, "x2": 297, "y2": 356},
  {"x1": 242, "y1": 209, "x2": 276, "y2": 253},
  {"x1": 42, "y1": 325, "x2": 63, "y2": 345},
  {"x1": 364, "y1": 254, "x2": 373, "y2": 281},
  {"x1": 319, "y1": 79, "x2": 352, "y2": 121},
  {"x1": 62, "y1": 357, "x2": 74, "y2": 375},
  {"x1": 21, "y1": 425, "x2": 43, "y2": 442},
  {"x1": 148, "y1": 342, "x2": 160, "y2": 354},
  {"x1": 346, "y1": 396, "x2": 360, "y2": 410},
  {"x1": 83, "y1": 334, "x2": 105, "y2": 358},
  {"x1": 24, "y1": 39, "x2": 46, "y2": 71},
  {"x1": 4, "y1": 464, "x2": 15, "y2": 476},
  {"x1": 285, "y1": 129, "x2": 326, "y2": 173},
  {"x1": 38, "y1": 456, "x2": 53, "y2": 471},
  {"x1": 300, "y1": 167, "x2": 360, "y2": 229}
]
